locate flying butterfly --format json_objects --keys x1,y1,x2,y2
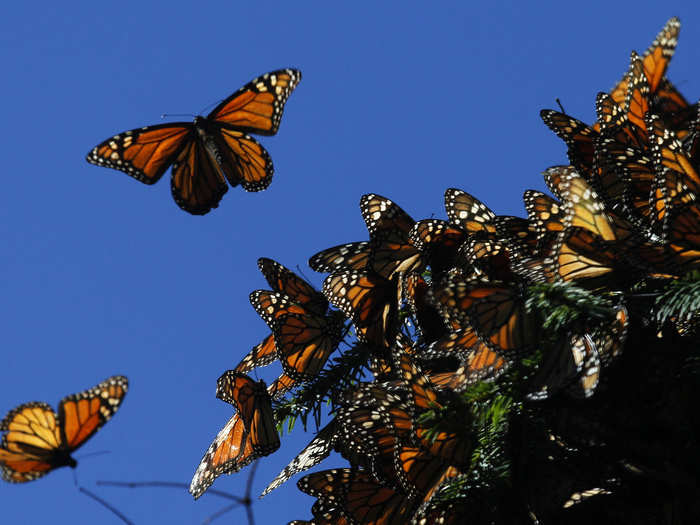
[
  {"x1": 0, "y1": 376, "x2": 128, "y2": 483},
  {"x1": 86, "y1": 69, "x2": 301, "y2": 215}
]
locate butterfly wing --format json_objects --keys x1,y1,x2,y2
[
  {"x1": 169, "y1": 137, "x2": 229, "y2": 215},
  {"x1": 214, "y1": 128, "x2": 274, "y2": 192},
  {"x1": 58, "y1": 375, "x2": 128, "y2": 453},
  {"x1": 0, "y1": 402, "x2": 63, "y2": 483},
  {"x1": 189, "y1": 413, "x2": 255, "y2": 499},
  {"x1": 273, "y1": 311, "x2": 344, "y2": 382},
  {"x1": 261, "y1": 420, "x2": 338, "y2": 496},
  {"x1": 323, "y1": 270, "x2": 399, "y2": 348},
  {"x1": 235, "y1": 334, "x2": 278, "y2": 373},
  {"x1": 308, "y1": 241, "x2": 371, "y2": 273},
  {"x1": 208, "y1": 69, "x2": 301, "y2": 136},
  {"x1": 216, "y1": 372, "x2": 280, "y2": 455},
  {"x1": 86, "y1": 123, "x2": 192, "y2": 184},
  {"x1": 258, "y1": 258, "x2": 329, "y2": 316},
  {"x1": 444, "y1": 188, "x2": 496, "y2": 234}
]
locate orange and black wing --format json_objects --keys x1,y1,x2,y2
[
  {"x1": 258, "y1": 258, "x2": 328, "y2": 316},
  {"x1": 58, "y1": 375, "x2": 128, "y2": 453},
  {"x1": 444, "y1": 188, "x2": 496, "y2": 234},
  {"x1": 169, "y1": 137, "x2": 229, "y2": 215},
  {"x1": 189, "y1": 413, "x2": 255, "y2": 499},
  {"x1": 235, "y1": 334, "x2": 278, "y2": 373},
  {"x1": 272, "y1": 311, "x2": 344, "y2": 382},
  {"x1": 298, "y1": 468, "x2": 412, "y2": 525},
  {"x1": 360, "y1": 194, "x2": 423, "y2": 280},
  {"x1": 609, "y1": 17, "x2": 680, "y2": 105},
  {"x1": 432, "y1": 276, "x2": 536, "y2": 354},
  {"x1": 86, "y1": 123, "x2": 192, "y2": 184},
  {"x1": 216, "y1": 372, "x2": 279, "y2": 455},
  {"x1": 540, "y1": 111, "x2": 597, "y2": 177},
  {"x1": 208, "y1": 69, "x2": 301, "y2": 136},
  {"x1": 249, "y1": 290, "x2": 307, "y2": 329},
  {"x1": 213, "y1": 128, "x2": 274, "y2": 192},
  {"x1": 323, "y1": 270, "x2": 399, "y2": 348},
  {"x1": 308, "y1": 241, "x2": 371, "y2": 273},
  {"x1": 0, "y1": 402, "x2": 64, "y2": 483},
  {"x1": 190, "y1": 374, "x2": 280, "y2": 500}
]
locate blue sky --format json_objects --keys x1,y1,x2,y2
[{"x1": 1, "y1": 2, "x2": 699, "y2": 524}]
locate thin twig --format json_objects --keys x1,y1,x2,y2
[
  {"x1": 79, "y1": 486, "x2": 135, "y2": 525},
  {"x1": 96, "y1": 480, "x2": 245, "y2": 503},
  {"x1": 200, "y1": 502, "x2": 242, "y2": 525}
]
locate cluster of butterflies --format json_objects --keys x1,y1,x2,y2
[
  {"x1": 184, "y1": 16, "x2": 700, "y2": 525},
  {"x1": 4, "y1": 15, "x2": 699, "y2": 525}
]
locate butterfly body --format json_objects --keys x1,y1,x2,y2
[{"x1": 87, "y1": 68, "x2": 301, "y2": 214}]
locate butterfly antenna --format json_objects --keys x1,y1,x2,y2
[
  {"x1": 96, "y1": 480, "x2": 245, "y2": 503},
  {"x1": 78, "y1": 486, "x2": 135, "y2": 525},
  {"x1": 76, "y1": 450, "x2": 111, "y2": 461},
  {"x1": 556, "y1": 98, "x2": 567, "y2": 114},
  {"x1": 294, "y1": 264, "x2": 315, "y2": 286},
  {"x1": 160, "y1": 113, "x2": 196, "y2": 119}
]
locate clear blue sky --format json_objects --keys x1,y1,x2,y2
[{"x1": 1, "y1": 2, "x2": 699, "y2": 524}]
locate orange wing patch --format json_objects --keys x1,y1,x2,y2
[{"x1": 87, "y1": 124, "x2": 191, "y2": 184}]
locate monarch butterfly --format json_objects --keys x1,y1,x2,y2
[
  {"x1": 431, "y1": 274, "x2": 537, "y2": 354},
  {"x1": 609, "y1": 17, "x2": 679, "y2": 106},
  {"x1": 408, "y1": 219, "x2": 468, "y2": 281},
  {"x1": 323, "y1": 270, "x2": 400, "y2": 348},
  {"x1": 461, "y1": 238, "x2": 515, "y2": 282},
  {"x1": 86, "y1": 69, "x2": 301, "y2": 215},
  {"x1": 0, "y1": 375, "x2": 128, "y2": 483},
  {"x1": 523, "y1": 190, "x2": 566, "y2": 246},
  {"x1": 395, "y1": 354, "x2": 471, "y2": 467},
  {"x1": 646, "y1": 113, "x2": 700, "y2": 237},
  {"x1": 258, "y1": 258, "x2": 329, "y2": 316},
  {"x1": 540, "y1": 111, "x2": 597, "y2": 178},
  {"x1": 308, "y1": 241, "x2": 371, "y2": 273},
  {"x1": 402, "y1": 272, "x2": 448, "y2": 344},
  {"x1": 189, "y1": 373, "x2": 279, "y2": 500},
  {"x1": 297, "y1": 468, "x2": 414, "y2": 525},
  {"x1": 426, "y1": 328, "x2": 508, "y2": 388},
  {"x1": 237, "y1": 258, "x2": 332, "y2": 376},
  {"x1": 249, "y1": 287, "x2": 345, "y2": 383},
  {"x1": 527, "y1": 334, "x2": 600, "y2": 401},
  {"x1": 261, "y1": 420, "x2": 338, "y2": 496},
  {"x1": 444, "y1": 188, "x2": 497, "y2": 235},
  {"x1": 360, "y1": 194, "x2": 424, "y2": 280},
  {"x1": 624, "y1": 52, "x2": 653, "y2": 143},
  {"x1": 273, "y1": 310, "x2": 345, "y2": 382},
  {"x1": 234, "y1": 333, "x2": 277, "y2": 374}
]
